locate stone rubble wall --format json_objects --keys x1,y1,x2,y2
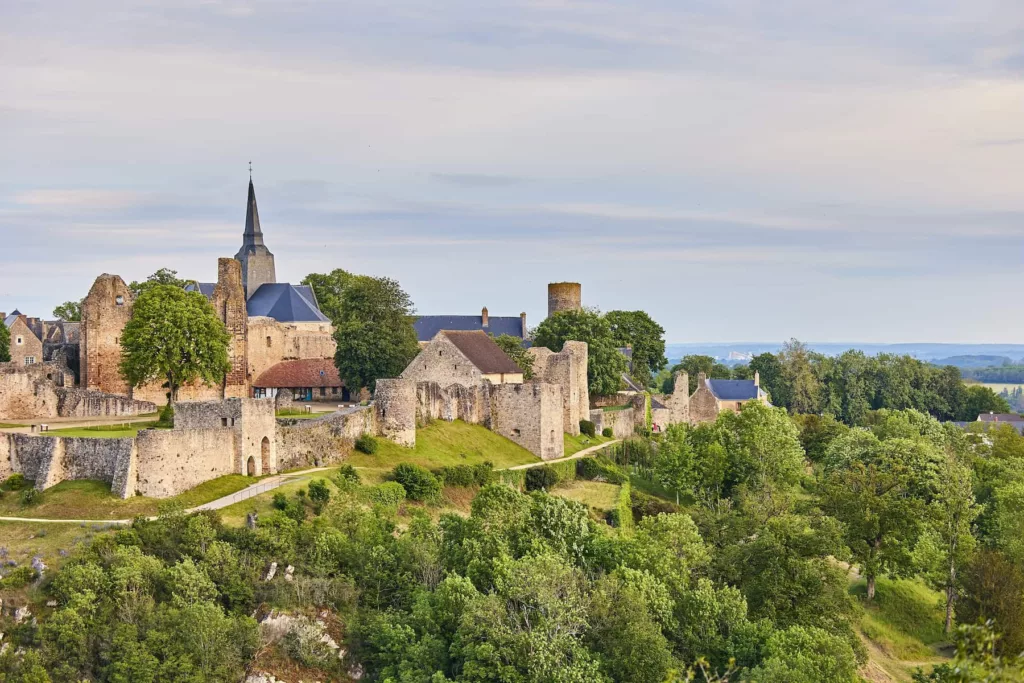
[
  {"x1": 400, "y1": 334, "x2": 484, "y2": 387},
  {"x1": 528, "y1": 341, "x2": 588, "y2": 436},
  {"x1": 414, "y1": 381, "x2": 491, "y2": 427},
  {"x1": 247, "y1": 317, "x2": 336, "y2": 382},
  {"x1": 0, "y1": 363, "x2": 155, "y2": 421},
  {"x1": 374, "y1": 379, "x2": 416, "y2": 447},
  {"x1": 490, "y1": 382, "x2": 564, "y2": 460},
  {"x1": 276, "y1": 405, "x2": 376, "y2": 470},
  {"x1": 0, "y1": 433, "x2": 135, "y2": 493},
  {"x1": 133, "y1": 428, "x2": 236, "y2": 498},
  {"x1": 589, "y1": 407, "x2": 637, "y2": 439}
]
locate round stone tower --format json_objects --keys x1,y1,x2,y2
[{"x1": 547, "y1": 282, "x2": 582, "y2": 317}]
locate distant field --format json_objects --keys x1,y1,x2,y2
[{"x1": 980, "y1": 382, "x2": 1024, "y2": 394}]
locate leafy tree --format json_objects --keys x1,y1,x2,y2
[
  {"x1": 0, "y1": 317, "x2": 9, "y2": 363},
  {"x1": 722, "y1": 401, "x2": 806, "y2": 496},
  {"x1": 533, "y1": 308, "x2": 627, "y2": 397},
  {"x1": 301, "y1": 268, "x2": 355, "y2": 323},
  {"x1": 962, "y1": 384, "x2": 1013, "y2": 421},
  {"x1": 913, "y1": 456, "x2": 982, "y2": 633},
  {"x1": 119, "y1": 285, "x2": 231, "y2": 401},
  {"x1": 779, "y1": 339, "x2": 821, "y2": 414},
  {"x1": 748, "y1": 625, "x2": 859, "y2": 683},
  {"x1": 493, "y1": 334, "x2": 534, "y2": 379},
  {"x1": 588, "y1": 574, "x2": 673, "y2": 683},
  {"x1": 915, "y1": 621, "x2": 1024, "y2": 682},
  {"x1": 128, "y1": 267, "x2": 193, "y2": 297},
  {"x1": 750, "y1": 352, "x2": 786, "y2": 407},
  {"x1": 332, "y1": 275, "x2": 420, "y2": 393},
  {"x1": 957, "y1": 550, "x2": 1024, "y2": 658},
  {"x1": 820, "y1": 435, "x2": 929, "y2": 600},
  {"x1": 605, "y1": 310, "x2": 667, "y2": 387},
  {"x1": 791, "y1": 414, "x2": 849, "y2": 463},
  {"x1": 52, "y1": 300, "x2": 82, "y2": 321}
]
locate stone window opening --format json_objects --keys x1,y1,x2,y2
[
  {"x1": 115, "y1": 295, "x2": 124, "y2": 306},
  {"x1": 15, "y1": 336, "x2": 22, "y2": 345},
  {"x1": 266, "y1": 336, "x2": 272, "y2": 347},
  {"x1": 221, "y1": 418, "x2": 228, "y2": 427},
  {"x1": 512, "y1": 428, "x2": 521, "y2": 437},
  {"x1": 246, "y1": 456, "x2": 256, "y2": 477}
]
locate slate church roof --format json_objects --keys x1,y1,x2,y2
[{"x1": 187, "y1": 281, "x2": 328, "y2": 323}]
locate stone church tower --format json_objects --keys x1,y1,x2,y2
[{"x1": 234, "y1": 178, "x2": 277, "y2": 299}]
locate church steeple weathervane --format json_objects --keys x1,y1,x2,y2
[{"x1": 234, "y1": 165, "x2": 276, "y2": 299}]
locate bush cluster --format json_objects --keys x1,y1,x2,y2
[
  {"x1": 579, "y1": 420, "x2": 596, "y2": 438},
  {"x1": 368, "y1": 482, "x2": 407, "y2": 508},
  {"x1": 525, "y1": 465, "x2": 559, "y2": 492},
  {"x1": 391, "y1": 463, "x2": 441, "y2": 501},
  {"x1": 602, "y1": 427, "x2": 614, "y2": 438},
  {"x1": 575, "y1": 457, "x2": 626, "y2": 484},
  {"x1": 355, "y1": 434, "x2": 378, "y2": 454},
  {"x1": 3, "y1": 473, "x2": 27, "y2": 491},
  {"x1": 0, "y1": 566, "x2": 38, "y2": 590},
  {"x1": 433, "y1": 463, "x2": 494, "y2": 488},
  {"x1": 155, "y1": 403, "x2": 174, "y2": 428}
]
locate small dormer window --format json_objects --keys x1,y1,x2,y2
[{"x1": 115, "y1": 295, "x2": 124, "y2": 306}]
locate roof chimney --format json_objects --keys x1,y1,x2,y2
[
  {"x1": 520, "y1": 312, "x2": 527, "y2": 338},
  {"x1": 754, "y1": 370, "x2": 760, "y2": 388},
  {"x1": 481, "y1": 307, "x2": 489, "y2": 328},
  {"x1": 0, "y1": 312, "x2": 6, "y2": 322}
]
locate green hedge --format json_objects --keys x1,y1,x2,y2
[
  {"x1": 607, "y1": 481, "x2": 633, "y2": 532},
  {"x1": 498, "y1": 469, "x2": 526, "y2": 490}
]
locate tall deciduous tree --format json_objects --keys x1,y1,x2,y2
[
  {"x1": 667, "y1": 355, "x2": 732, "y2": 394},
  {"x1": 128, "y1": 268, "x2": 194, "y2": 298},
  {"x1": 493, "y1": 334, "x2": 534, "y2": 379},
  {"x1": 0, "y1": 318, "x2": 9, "y2": 363},
  {"x1": 532, "y1": 308, "x2": 626, "y2": 397},
  {"x1": 301, "y1": 269, "x2": 355, "y2": 324},
  {"x1": 332, "y1": 275, "x2": 419, "y2": 393},
  {"x1": 52, "y1": 300, "x2": 82, "y2": 321},
  {"x1": 605, "y1": 310, "x2": 667, "y2": 388},
  {"x1": 119, "y1": 285, "x2": 231, "y2": 401},
  {"x1": 820, "y1": 436, "x2": 928, "y2": 600},
  {"x1": 779, "y1": 339, "x2": 821, "y2": 415},
  {"x1": 750, "y1": 352, "x2": 786, "y2": 408}
]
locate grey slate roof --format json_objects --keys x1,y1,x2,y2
[
  {"x1": 3, "y1": 311, "x2": 20, "y2": 328},
  {"x1": 414, "y1": 315, "x2": 523, "y2": 342},
  {"x1": 186, "y1": 282, "x2": 217, "y2": 298},
  {"x1": 247, "y1": 283, "x2": 329, "y2": 323},
  {"x1": 706, "y1": 379, "x2": 765, "y2": 401}
]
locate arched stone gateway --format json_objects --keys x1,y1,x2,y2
[
  {"x1": 246, "y1": 456, "x2": 256, "y2": 477},
  {"x1": 261, "y1": 436, "x2": 271, "y2": 474}
]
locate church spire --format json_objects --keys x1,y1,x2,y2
[{"x1": 242, "y1": 178, "x2": 264, "y2": 246}]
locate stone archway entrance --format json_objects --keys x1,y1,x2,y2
[
  {"x1": 261, "y1": 437, "x2": 271, "y2": 474},
  {"x1": 246, "y1": 456, "x2": 256, "y2": 477}
]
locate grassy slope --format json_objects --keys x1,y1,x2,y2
[
  {"x1": 347, "y1": 420, "x2": 540, "y2": 470},
  {"x1": 0, "y1": 475, "x2": 261, "y2": 520},
  {"x1": 563, "y1": 432, "x2": 614, "y2": 457},
  {"x1": 551, "y1": 481, "x2": 621, "y2": 510},
  {"x1": 851, "y1": 576, "x2": 951, "y2": 681}
]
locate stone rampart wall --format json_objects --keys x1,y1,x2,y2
[
  {"x1": 276, "y1": 406, "x2": 376, "y2": 470},
  {"x1": 133, "y1": 428, "x2": 236, "y2": 498},
  {"x1": 491, "y1": 382, "x2": 563, "y2": 460},
  {"x1": 0, "y1": 363, "x2": 154, "y2": 420},
  {"x1": 415, "y1": 381, "x2": 491, "y2": 426},
  {"x1": 374, "y1": 379, "x2": 416, "y2": 447},
  {"x1": 528, "y1": 341, "x2": 588, "y2": 436},
  {"x1": 0, "y1": 433, "x2": 135, "y2": 493},
  {"x1": 589, "y1": 408, "x2": 637, "y2": 439}
]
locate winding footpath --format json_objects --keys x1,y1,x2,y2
[{"x1": 0, "y1": 440, "x2": 621, "y2": 526}]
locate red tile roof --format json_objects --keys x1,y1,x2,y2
[{"x1": 254, "y1": 359, "x2": 341, "y2": 388}]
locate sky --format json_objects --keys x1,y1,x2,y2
[{"x1": 2, "y1": 0, "x2": 1023, "y2": 344}]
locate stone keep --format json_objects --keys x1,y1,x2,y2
[
  {"x1": 664, "y1": 371, "x2": 690, "y2": 425},
  {"x1": 547, "y1": 282, "x2": 582, "y2": 318},
  {"x1": 210, "y1": 258, "x2": 249, "y2": 398},
  {"x1": 80, "y1": 274, "x2": 134, "y2": 396},
  {"x1": 528, "y1": 340, "x2": 589, "y2": 435}
]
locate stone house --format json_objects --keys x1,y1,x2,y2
[
  {"x1": 253, "y1": 358, "x2": 347, "y2": 402},
  {"x1": 3, "y1": 311, "x2": 43, "y2": 367},
  {"x1": 402, "y1": 330, "x2": 525, "y2": 386},
  {"x1": 689, "y1": 371, "x2": 769, "y2": 423}
]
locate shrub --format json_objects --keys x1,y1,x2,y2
[
  {"x1": 391, "y1": 463, "x2": 441, "y2": 501},
  {"x1": 283, "y1": 616, "x2": 337, "y2": 669},
  {"x1": 580, "y1": 420, "x2": 596, "y2": 438},
  {"x1": 368, "y1": 482, "x2": 406, "y2": 508},
  {"x1": 630, "y1": 491, "x2": 678, "y2": 520},
  {"x1": 355, "y1": 434, "x2": 378, "y2": 455},
  {"x1": 525, "y1": 466, "x2": 560, "y2": 492},
  {"x1": 606, "y1": 482, "x2": 633, "y2": 531},
  {"x1": 271, "y1": 492, "x2": 289, "y2": 510},
  {"x1": 336, "y1": 464, "x2": 361, "y2": 485},
  {"x1": 308, "y1": 479, "x2": 331, "y2": 513},
  {"x1": 156, "y1": 403, "x2": 174, "y2": 428},
  {"x1": 0, "y1": 566, "x2": 38, "y2": 590},
  {"x1": 576, "y1": 458, "x2": 601, "y2": 480},
  {"x1": 602, "y1": 427, "x2": 614, "y2": 438},
  {"x1": 434, "y1": 463, "x2": 495, "y2": 488},
  {"x1": 19, "y1": 488, "x2": 40, "y2": 506},
  {"x1": 3, "y1": 474, "x2": 27, "y2": 491}
]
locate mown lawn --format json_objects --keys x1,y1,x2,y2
[
  {"x1": 0, "y1": 423, "x2": 27, "y2": 429},
  {"x1": 563, "y1": 432, "x2": 615, "y2": 457},
  {"x1": 0, "y1": 474, "x2": 264, "y2": 521},
  {"x1": 347, "y1": 420, "x2": 540, "y2": 470},
  {"x1": 46, "y1": 421, "x2": 167, "y2": 438}
]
